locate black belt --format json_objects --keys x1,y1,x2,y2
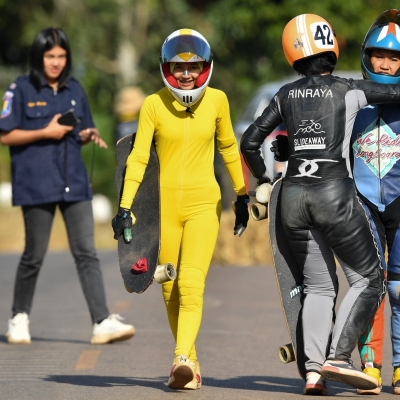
[{"x1": 285, "y1": 156, "x2": 349, "y2": 184}]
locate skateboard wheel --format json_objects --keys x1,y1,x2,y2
[
  {"x1": 278, "y1": 343, "x2": 295, "y2": 363},
  {"x1": 255, "y1": 183, "x2": 272, "y2": 204},
  {"x1": 250, "y1": 202, "x2": 268, "y2": 221},
  {"x1": 154, "y1": 262, "x2": 177, "y2": 284}
]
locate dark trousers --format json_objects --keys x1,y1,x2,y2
[
  {"x1": 13, "y1": 201, "x2": 109, "y2": 324},
  {"x1": 281, "y1": 178, "x2": 385, "y2": 362}
]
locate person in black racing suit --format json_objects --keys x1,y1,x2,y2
[{"x1": 240, "y1": 13, "x2": 400, "y2": 395}]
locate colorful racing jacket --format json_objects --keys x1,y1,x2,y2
[
  {"x1": 351, "y1": 103, "x2": 400, "y2": 211},
  {"x1": 240, "y1": 74, "x2": 400, "y2": 187}
]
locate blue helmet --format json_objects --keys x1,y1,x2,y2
[{"x1": 361, "y1": 9, "x2": 400, "y2": 84}]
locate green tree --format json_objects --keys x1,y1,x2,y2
[
  {"x1": 202, "y1": 0, "x2": 397, "y2": 115},
  {"x1": 0, "y1": 0, "x2": 397, "y2": 201}
]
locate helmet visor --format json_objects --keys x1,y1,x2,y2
[
  {"x1": 364, "y1": 9, "x2": 400, "y2": 42},
  {"x1": 160, "y1": 35, "x2": 212, "y2": 64}
]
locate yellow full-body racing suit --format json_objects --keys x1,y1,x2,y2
[{"x1": 120, "y1": 86, "x2": 246, "y2": 361}]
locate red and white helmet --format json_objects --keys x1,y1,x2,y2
[
  {"x1": 282, "y1": 14, "x2": 339, "y2": 67},
  {"x1": 159, "y1": 29, "x2": 213, "y2": 107}
]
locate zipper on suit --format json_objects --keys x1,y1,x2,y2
[
  {"x1": 178, "y1": 109, "x2": 191, "y2": 191},
  {"x1": 377, "y1": 105, "x2": 382, "y2": 204}
]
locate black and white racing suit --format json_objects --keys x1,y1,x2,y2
[{"x1": 240, "y1": 74, "x2": 400, "y2": 373}]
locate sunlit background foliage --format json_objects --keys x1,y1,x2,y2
[{"x1": 0, "y1": 0, "x2": 395, "y2": 201}]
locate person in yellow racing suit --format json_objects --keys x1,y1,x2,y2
[{"x1": 112, "y1": 29, "x2": 248, "y2": 390}]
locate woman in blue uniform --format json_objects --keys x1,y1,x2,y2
[{"x1": 0, "y1": 27, "x2": 134, "y2": 345}]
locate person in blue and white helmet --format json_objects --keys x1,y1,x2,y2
[
  {"x1": 361, "y1": 9, "x2": 400, "y2": 84},
  {"x1": 352, "y1": 9, "x2": 400, "y2": 395}
]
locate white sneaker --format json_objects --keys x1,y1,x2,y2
[
  {"x1": 304, "y1": 372, "x2": 328, "y2": 395},
  {"x1": 6, "y1": 313, "x2": 31, "y2": 344},
  {"x1": 91, "y1": 314, "x2": 135, "y2": 344}
]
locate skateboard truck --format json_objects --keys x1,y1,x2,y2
[
  {"x1": 279, "y1": 343, "x2": 296, "y2": 363},
  {"x1": 124, "y1": 262, "x2": 177, "y2": 292},
  {"x1": 154, "y1": 262, "x2": 177, "y2": 284}
]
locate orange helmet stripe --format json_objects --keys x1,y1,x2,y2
[{"x1": 296, "y1": 14, "x2": 313, "y2": 57}]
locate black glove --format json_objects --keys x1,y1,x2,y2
[
  {"x1": 257, "y1": 173, "x2": 271, "y2": 186},
  {"x1": 272, "y1": 172, "x2": 283, "y2": 184},
  {"x1": 270, "y1": 134, "x2": 289, "y2": 162},
  {"x1": 233, "y1": 194, "x2": 250, "y2": 236},
  {"x1": 112, "y1": 207, "x2": 133, "y2": 243}
]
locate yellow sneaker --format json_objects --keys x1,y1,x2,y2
[
  {"x1": 167, "y1": 355, "x2": 194, "y2": 389},
  {"x1": 393, "y1": 366, "x2": 400, "y2": 395},
  {"x1": 356, "y1": 367, "x2": 382, "y2": 395},
  {"x1": 184, "y1": 360, "x2": 202, "y2": 390}
]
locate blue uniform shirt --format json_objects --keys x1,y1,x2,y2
[
  {"x1": 351, "y1": 103, "x2": 400, "y2": 212},
  {"x1": 0, "y1": 76, "x2": 94, "y2": 206}
]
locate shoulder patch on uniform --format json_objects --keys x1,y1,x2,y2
[
  {"x1": 1, "y1": 91, "x2": 13, "y2": 118},
  {"x1": 9, "y1": 82, "x2": 17, "y2": 90}
]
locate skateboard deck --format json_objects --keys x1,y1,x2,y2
[
  {"x1": 268, "y1": 178, "x2": 307, "y2": 379},
  {"x1": 115, "y1": 133, "x2": 160, "y2": 294}
]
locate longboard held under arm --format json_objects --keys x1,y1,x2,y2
[{"x1": 115, "y1": 134, "x2": 176, "y2": 293}]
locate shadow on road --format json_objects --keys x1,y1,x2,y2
[
  {"x1": 42, "y1": 374, "x2": 302, "y2": 394},
  {"x1": 43, "y1": 375, "x2": 167, "y2": 390},
  {"x1": 42, "y1": 374, "x2": 354, "y2": 395},
  {"x1": 205, "y1": 375, "x2": 302, "y2": 394},
  {"x1": 0, "y1": 334, "x2": 88, "y2": 345}
]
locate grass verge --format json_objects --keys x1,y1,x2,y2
[{"x1": 0, "y1": 205, "x2": 272, "y2": 266}]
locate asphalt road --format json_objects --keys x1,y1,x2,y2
[{"x1": 0, "y1": 251, "x2": 394, "y2": 399}]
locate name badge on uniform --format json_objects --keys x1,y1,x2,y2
[{"x1": 1, "y1": 91, "x2": 13, "y2": 118}]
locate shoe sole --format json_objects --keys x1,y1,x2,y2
[
  {"x1": 90, "y1": 328, "x2": 135, "y2": 344},
  {"x1": 183, "y1": 376, "x2": 202, "y2": 390},
  {"x1": 356, "y1": 386, "x2": 382, "y2": 395},
  {"x1": 6, "y1": 335, "x2": 31, "y2": 344},
  {"x1": 321, "y1": 367, "x2": 378, "y2": 390},
  {"x1": 168, "y1": 365, "x2": 194, "y2": 389},
  {"x1": 7, "y1": 338, "x2": 31, "y2": 344},
  {"x1": 393, "y1": 386, "x2": 400, "y2": 395},
  {"x1": 304, "y1": 385, "x2": 328, "y2": 395},
  {"x1": 183, "y1": 381, "x2": 201, "y2": 390}
]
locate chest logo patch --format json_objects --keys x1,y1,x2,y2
[
  {"x1": 293, "y1": 119, "x2": 327, "y2": 151},
  {"x1": 353, "y1": 117, "x2": 400, "y2": 178},
  {"x1": 1, "y1": 91, "x2": 13, "y2": 118}
]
